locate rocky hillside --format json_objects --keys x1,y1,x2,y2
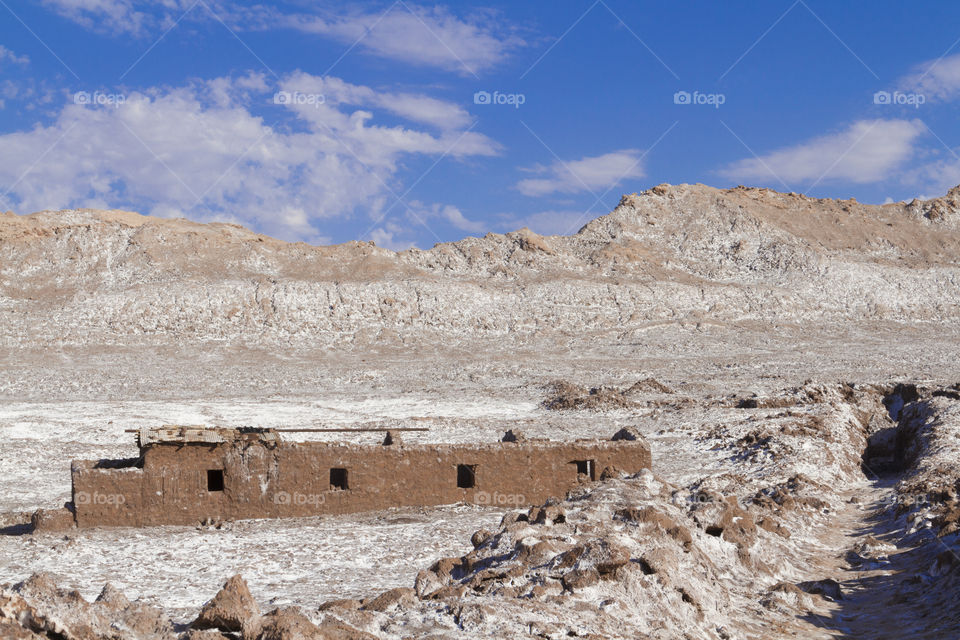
[{"x1": 3, "y1": 183, "x2": 960, "y2": 349}]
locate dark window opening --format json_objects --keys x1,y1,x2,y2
[
  {"x1": 330, "y1": 468, "x2": 349, "y2": 490},
  {"x1": 457, "y1": 464, "x2": 476, "y2": 489},
  {"x1": 574, "y1": 460, "x2": 595, "y2": 481},
  {"x1": 207, "y1": 469, "x2": 225, "y2": 492}
]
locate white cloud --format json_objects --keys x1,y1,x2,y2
[
  {"x1": 405, "y1": 201, "x2": 485, "y2": 234},
  {"x1": 438, "y1": 205, "x2": 485, "y2": 233},
  {"x1": 276, "y1": 73, "x2": 496, "y2": 159},
  {"x1": 0, "y1": 78, "x2": 57, "y2": 112},
  {"x1": 515, "y1": 150, "x2": 646, "y2": 197},
  {"x1": 0, "y1": 45, "x2": 29, "y2": 66},
  {"x1": 0, "y1": 72, "x2": 497, "y2": 242},
  {"x1": 899, "y1": 53, "x2": 960, "y2": 102},
  {"x1": 719, "y1": 119, "x2": 927, "y2": 185},
  {"x1": 901, "y1": 154, "x2": 960, "y2": 197},
  {"x1": 370, "y1": 223, "x2": 417, "y2": 251},
  {"x1": 39, "y1": 1, "x2": 522, "y2": 73},
  {"x1": 40, "y1": 0, "x2": 190, "y2": 36},
  {"x1": 364, "y1": 202, "x2": 486, "y2": 249},
  {"x1": 278, "y1": 4, "x2": 523, "y2": 74},
  {"x1": 282, "y1": 73, "x2": 472, "y2": 131},
  {"x1": 206, "y1": 71, "x2": 268, "y2": 107},
  {"x1": 374, "y1": 92, "x2": 470, "y2": 131}
]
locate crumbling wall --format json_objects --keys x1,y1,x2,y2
[{"x1": 68, "y1": 438, "x2": 651, "y2": 527}]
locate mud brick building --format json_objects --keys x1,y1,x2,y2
[{"x1": 37, "y1": 426, "x2": 651, "y2": 529}]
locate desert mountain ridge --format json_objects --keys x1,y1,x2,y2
[
  {"x1": 4, "y1": 182, "x2": 960, "y2": 265},
  {"x1": 2, "y1": 182, "x2": 960, "y2": 348}
]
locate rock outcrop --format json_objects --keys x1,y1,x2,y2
[
  {"x1": 1, "y1": 573, "x2": 375, "y2": 640},
  {"x1": 192, "y1": 575, "x2": 260, "y2": 633},
  {"x1": 0, "y1": 572, "x2": 176, "y2": 640}
]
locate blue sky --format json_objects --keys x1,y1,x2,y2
[{"x1": 1, "y1": 1, "x2": 959, "y2": 248}]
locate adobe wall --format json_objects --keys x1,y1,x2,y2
[{"x1": 70, "y1": 438, "x2": 651, "y2": 527}]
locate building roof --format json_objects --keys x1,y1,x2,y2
[{"x1": 136, "y1": 425, "x2": 280, "y2": 448}]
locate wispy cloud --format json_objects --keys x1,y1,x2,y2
[
  {"x1": 39, "y1": 1, "x2": 524, "y2": 73},
  {"x1": 370, "y1": 222, "x2": 417, "y2": 251},
  {"x1": 40, "y1": 0, "x2": 194, "y2": 37},
  {"x1": 366, "y1": 202, "x2": 486, "y2": 250},
  {"x1": 0, "y1": 72, "x2": 497, "y2": 241},
  {"x1": 719, "y1": 119, "x2": 927, "y2": 185},
  {"x1": 515, "y1": 149, "x2": 646, "y2": 197},
  {"x1": 0, "y1": 45, "x2": 29, "y2": 66},
  {"x1": 901, "y1": 151, "x2": 960, "y2": 197},
  {"x1": 899, "y1": 53, "x2": 960, "y2": 102},
  {"x1": 282, "y1": 72, "x2": 474, "y2": 131},
  {"x1": 277, "y1": 4, "x2": 524, "y2": 74},
  {"x1": 432, "y1": 203, "x2": 486, "y2": 233}
]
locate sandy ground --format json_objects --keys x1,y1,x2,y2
[{"x1": 4, "y1": 505, "x2": 505, "y2": 621}]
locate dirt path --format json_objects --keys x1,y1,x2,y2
[{"x1": 786, "y1": 476, "x2": 955, "y2": 639}]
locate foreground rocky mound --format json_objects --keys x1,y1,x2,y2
[
  {"x1": 0, "y1": 572, "x2": 175, "y2": 639},
  {"x1": 3, "y1": 184, "x2": 960, "y2": 349},
  {"x1": 0, "y1": 573, "x2": 376, "y2": 640}
]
